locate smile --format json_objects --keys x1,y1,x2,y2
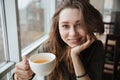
[{"x1": 68, "y1": 38, "x2": 80, "y2": 44}]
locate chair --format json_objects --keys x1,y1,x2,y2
[{"x1": 104, "y1": 34, "x2": 120, "y2": 80}]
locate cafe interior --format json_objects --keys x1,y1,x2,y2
[{"x1": 91, "y1": 0, "x2": 120, "y2": 80}]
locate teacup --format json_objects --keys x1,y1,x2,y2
[{"x1": 29, "y1": 53, "x2": 56, "y2": 76}]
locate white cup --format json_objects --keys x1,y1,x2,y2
[{"x1": 29, "y1": 53, "x2": 56, "y2": 76}]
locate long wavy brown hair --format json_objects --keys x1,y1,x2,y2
[{"x1": 45, "y1": 0, "x2": 104, "y2": 80}]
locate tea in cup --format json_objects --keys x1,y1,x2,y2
[
  {"x1": 29, "y1": 53, "x2": 56, "y2": 76},
  {"x1": 33, "y1": 59, "x2": 49, "y2": 63}
]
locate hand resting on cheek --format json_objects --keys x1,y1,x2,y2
[{"x1": 71, "y1": 35, "x2": 95, "y2": 56}]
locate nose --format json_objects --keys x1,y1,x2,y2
[{"x1": 69, "y1": 27, "x2": 78, "y2": 36}]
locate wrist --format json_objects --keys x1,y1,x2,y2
[
  {"x1": 76, "y1": 72, "x2": 88, "y2": 78},
  {"x1": 13, "y1": 73, "x2": 35, "y2": 80},
  {"x1": 71, "y1": 52, "x2": 79, "y2": 59}
]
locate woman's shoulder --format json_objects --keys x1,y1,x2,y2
[
  {"x1": 82, "y1": 40, "x2": 104, "y2": 55},
  {"x1": 90, "y1": 40, "x2": 105, "y2": 54},
  {"x1": 92, "y1": 40, "x2": 104, "y2": 47},
  {"x1": 88, "y1": 39, "x2": 105, "y2": 53}
]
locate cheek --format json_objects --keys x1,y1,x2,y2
[
  {"x1": 78, "y1": 29, "x2": 87, "y2": 36},
  {"x1": 59, "y1": 29, "x2": 68, "y2": 41},
  {"x1": 59, "y1": 31, "x2": 66, "y2": 39}
]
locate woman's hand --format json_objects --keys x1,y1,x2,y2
[
  {"x1": 14, "y1": 56, "x2": 34, "y2": 80},
  {"x1": 71, "y1": 35, "x2": 94, "y2": 56},
  {"x1": 70, "y1": 35, "x2": 94, "y2": 80}
]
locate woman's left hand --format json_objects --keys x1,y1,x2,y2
[{"x1": 71, "y1": 35, "x2": 94, "y2": 56}]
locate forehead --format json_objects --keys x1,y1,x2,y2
[{"x1": 59, "y1": 8, "x2": 84, "y2": 23}]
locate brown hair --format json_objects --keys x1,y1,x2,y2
[{"x1": 46, "y1": 0, "x2": 104, "y2": 80}]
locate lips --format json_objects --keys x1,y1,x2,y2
[{"x1": 68, "y1": 38, "x2": 80, "y2": 44}]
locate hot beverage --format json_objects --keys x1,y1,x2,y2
[{"x1": 33, "y1": 59, "x2": 49, "y2": 63}]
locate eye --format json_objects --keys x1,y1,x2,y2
[
  {"x1": 75, "y1": 23, "x2": 81, "y2": 28},
  {"x1": 61, "y1": 25, "x2": 70, "y2": 29}
]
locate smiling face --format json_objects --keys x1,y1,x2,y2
[{"x1": 59, "y1": 8, "x2": 88, "y2": 47}]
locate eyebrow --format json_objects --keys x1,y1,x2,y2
[
  {"x1": 76, "y1": 20, "x2": 81, "y2": 23},
  {"x1": 60, "y1": 20, "x2": 81, "y2": 24}
]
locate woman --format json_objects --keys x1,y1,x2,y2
[{"x1": 13, "y1": 0, "x2": 105, "y2": 80}]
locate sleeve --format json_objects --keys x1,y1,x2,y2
[
  {"x1": 10, "y1": 73, "x2": 35, "y2": 80},
  {"x1": 88, "y1": 40, "x2": 105, "y2": 80},
  {"x1": 10, "y1": 73, "x2": 15, "y2": 80}
]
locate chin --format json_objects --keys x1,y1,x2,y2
[
  {"x1": 69, "y1": 44, "x2": 79, "y2": 48},
  {"x1": 68, "y1": 42, "x2": 83, "y2": 48}
]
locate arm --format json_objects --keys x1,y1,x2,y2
[
  {"x1": 70, "y1": 35, "x2": 94, "y2": 80},
  {"x1": 71, "y1": 54, "x2": 90, "y2": 80}
]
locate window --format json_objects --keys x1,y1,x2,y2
[
  {"x1": 90, "y1": 0, "x2": 104, "y2": 14},
  {"x1": 0, "y1": 0, "x2": 55, "y2": 80},
  {"x1": 18, "y1": 0, "x2": 46, "y2": 49},
  {"x1": 0, "y1": 13, "x2": 5, "y2": 65},
  {"x1": 103, "y1": 0, "x2": 114, "y2": 22},
  {"x1": 90, "y1": 0, "x2": 114, "y2": 22},
  {"x1": 56, "y1": 0, "x2": 61, "y2": 6},
  {"x1": 0, "y1": 0, "x2": 15, "y2": 79},
  {"x1": 18, "y1": 0, "x2": 55, "y2": 56}
]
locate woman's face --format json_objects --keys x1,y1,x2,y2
[{"x1": 59, "y1": 8, "x2": 88, "y2": 47}]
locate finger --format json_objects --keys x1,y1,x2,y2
[
  {"x1": 83, "y1": 35, "x2": 93, "y2": 48},
  {"x1": 15, "y1": 62, "x2": 29, "y2": 70},
  {"x1": 15, "y1": 68, "x2": 33, "y2": 79},
  {"x1": 15, "y1": 67, "x2": 33, "y2": 75},
  {"x1": 16, "y1": 73, "x2": 33, "y2": 80},
  {"x1": 21, "y1": 56, "x2": 30, "y2": 69},
  {"x1": 22, "y1": 56, "x2": 29, "y2": 65},
  {"x1": 15, "y1": 73, "x2": 33, "y2": 80},
  {"x1": 85, "y1": 35, "x2": 91, "y2": 44},
  {"x1": 81, "y1": 37, "x2": 86, "y2": 44},
  {"x1": 88, "y1": 35, "x2": 95, "y2": 44},
  {"x1": 86, "y1": 35, "x2": 90, "y2": 41},
  {"x1": 86, "y1": 35, "x2": 94, "y2": 43}
]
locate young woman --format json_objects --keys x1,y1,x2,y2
[{"x1": 13, "y1": 0, "x2": 105, "y2": 80}]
